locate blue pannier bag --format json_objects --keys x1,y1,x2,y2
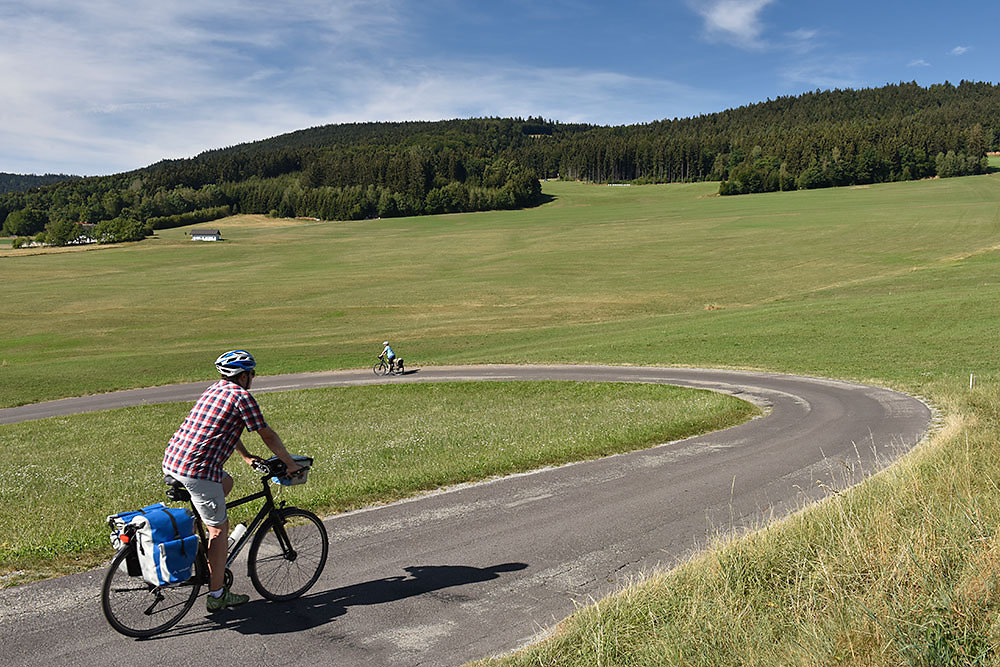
[
  {"x1": 107, "y1": 503, "x2": 169, "y2": 577},
  {"x1": 108, "y1": 503, "x2": 159, "y2": 547},
  {"x1": 121, "y1": 502, "x2": 198, "y2": 586}
]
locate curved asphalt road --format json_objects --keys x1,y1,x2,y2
[{"x1": 0, "y1": 365, "x2": 932, "y2": 666}]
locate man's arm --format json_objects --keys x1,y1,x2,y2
[
  {"x1": 234, "y1": 439, "x2": 258, "y2": 466},
  {"x1": 257, "y1": 426, "x2": 302, "y2": 474}
]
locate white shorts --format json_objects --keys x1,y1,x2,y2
[{"x1": 165, "y1": 470, "x2": 229, "y2": 526}]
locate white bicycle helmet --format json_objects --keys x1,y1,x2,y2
[
  {"x1": 214, "y1": 349, "x2": 256, "y2": 377},
  {"x1": 382, "y1": 341, "x2": 389, "y2": 346}
]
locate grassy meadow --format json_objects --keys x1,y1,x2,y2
[
  {"x1": 3, "y1": 176, "x2": 1000, "y2": 405},
  {"x1": 4, "y1": 173, "x2": 1000, "y2": 662}
]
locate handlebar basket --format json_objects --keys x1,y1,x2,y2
[{"x1": 270, "y1": 454, "x2": 313, "y2": 486}]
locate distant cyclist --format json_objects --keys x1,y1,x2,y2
[
  {"x1": 162, "y1": 350, "x2": 301, "y2": 611},
  {"x1": 379, "y1": 341, "x2": 397, "y2": 373}
]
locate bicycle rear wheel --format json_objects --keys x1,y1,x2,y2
[
  {"x1": 248, "y1": 508, "x2": 328, "y2": 601},
  {"x1": 101, "y1": 546, "x2": 201, "y2": 637}
]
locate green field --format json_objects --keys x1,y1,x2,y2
[
  {"x1": 4, "y1": 177, "x2": 1000, "y2": 406},
  {"x1": 4, "y1": 174, "x2": 1000, "y2": 662}
]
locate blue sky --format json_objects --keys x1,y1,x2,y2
[{"x1": 1, "y1": 0, "x2": 995, "y2": 176}]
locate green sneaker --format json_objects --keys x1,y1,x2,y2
[{"x1": 206, "y1": 587, "x2": 250, "y2": 612}]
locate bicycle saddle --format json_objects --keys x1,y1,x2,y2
[{"x1": 163, "y1": 475, "x2": 191, "y2": 502}]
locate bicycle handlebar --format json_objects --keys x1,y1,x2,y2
[
  {"x1": 251, "y1": 456, "x2": 311, "y2": 479},
  {"x1": 251, "y1": 458, "x2": 274, "y2": 476}
]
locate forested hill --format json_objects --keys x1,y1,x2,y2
[
  {"x1": 534, "y1": 80, "x2": 998, "y2": 191},
  {"x1": 4, "y1": 81, "x2": 1000, "y2": 246},
  {"x1": 0, "y1": 172, "x2": 79, "y2": 194},
  {"x1": 196, "y1": 118, "x2": 595, "y2": 156}
]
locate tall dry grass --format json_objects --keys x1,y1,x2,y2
[{"x1": 483, "y1": 383, "x2": 1000, "y2": 665}]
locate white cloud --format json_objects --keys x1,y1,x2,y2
[
  {"x1": 780, "y1": 57, "x2": 865, "y2": 90},
  {"x1": 908, "y1": 59, "x2": 932, "y2": 67},
  {"x1": 691, "y1": 0, "x2": 775, "y2": 49},
  {"x1": 950, "y1": 45, "x2": 971, "y2": 55}
]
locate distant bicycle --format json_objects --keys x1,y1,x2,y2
[
  {"x1": 373, "y1": 357, "x2": 404, "y2": 376},
  {"x1": 101, "y1": 456, "x2": 328, "y2": 638}
]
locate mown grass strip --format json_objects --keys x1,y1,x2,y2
[{"x1": 0, "y1": 380, "x2": 755, "y2": 586}]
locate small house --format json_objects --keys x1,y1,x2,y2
[
  {"x1": 189, "y1": 229, "x2": 222, "y2": 242},
  {"x1": 70, "y1": 223, "x2": 98, "y2": 245}
]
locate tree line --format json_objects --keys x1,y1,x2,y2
[
  {"x1": 4, "y1": 81, "x2": 1000, "y2": 247},
  {"x1": 532, "y1": 81, "x2": 997, "y2": 192},
  {"x1": 0, "y1": 172, "x2": 80, "y2": 194},
  {"x1": 1, "y1": 146, "x2": 544, "y2": 246}
]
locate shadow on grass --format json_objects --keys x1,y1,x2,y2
[
  {"x1": 154, "y1": 562, "x2": 528, "y2": 638},
  {"x1": 513, "y1": 193, "x2": 557, "y2": 210}
]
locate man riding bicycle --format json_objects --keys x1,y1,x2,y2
[{"x1": 162, "y1": 350, "x2": 302, "y2": 611}]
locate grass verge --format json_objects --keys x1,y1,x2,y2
[{"x1": 476, "y1": 380, "x2": 1000, "y2": 665}]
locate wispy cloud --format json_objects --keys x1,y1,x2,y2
[
  {"x1": 784, "y1": 28, "x2": 820, "y2": 54},
  {"x1": 690, "y1": 0, "x2": 775, "y2": 49},
  {"x1": 950, "y1": 45, "x2": 971, "y2": 56},
  {"x1": 0, "y1": 0, "x2": 406, "y2": 174},
  {"x1": 787, "y1": 28, "x2": 818, "y2": 43},
  {"x1": 322, "y1": 63, "x2": 724, "y2": 127},
  {"x1": 908, "y1": 59, "x2": 932, "y2": 67},
  {"x1": 780, "y1": 56, "x2": 865, "y2": 90}
]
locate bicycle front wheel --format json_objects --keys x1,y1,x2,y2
[
  {"x1": 101, "y1": 546, "x2": 201, "y2": 637},
  {"x1": 373, "y1": 361, "x2": 387, "y2": 376},
  {"x1": 248, "y1": 508, "x2": 328, "y2": 601}
]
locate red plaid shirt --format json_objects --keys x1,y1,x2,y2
[{"x1": 163, "y1": 379, "x2": 268, "y2": 482}]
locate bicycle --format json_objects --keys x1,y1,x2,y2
[
  {"x1": 372, "y1": 357, "x2": 404, "y2": 376},
  {"x1": 101, "y1": 456, "x2": 329, "y2": 638}
]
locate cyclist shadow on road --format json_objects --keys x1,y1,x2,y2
[{"x1": 171, "y1": 562, "x2": 528, "y2": 637}]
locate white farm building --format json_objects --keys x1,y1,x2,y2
[{"x1": 189, "y1": 229, "x2": 222, "y2": 242}]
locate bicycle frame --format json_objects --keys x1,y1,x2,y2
[
  {"x1": 373, "y1": 357, "x2": 403, "y2": 376},
  {"x1": 221, "y1": 478, "x2": 288, "y2": 568},
  {"x1": 180, "y1": 473, "x2": 291, "y2": 581}
]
